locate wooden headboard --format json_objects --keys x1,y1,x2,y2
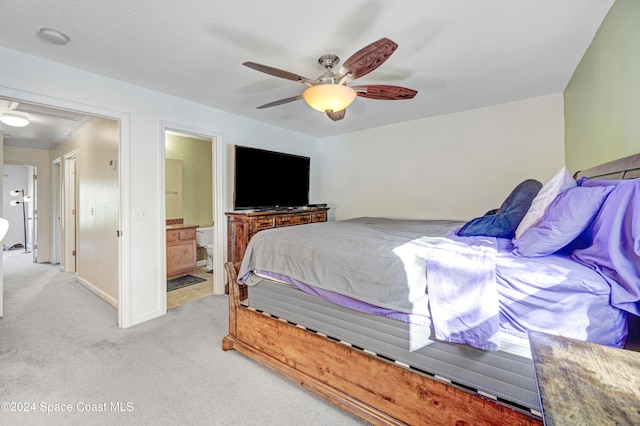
[{"x1": 575, "y1": 152, "x2": 640, "y2": 180}]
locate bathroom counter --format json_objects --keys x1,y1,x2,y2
[{"x1": 166, "y1": 225, "x2": 197, "y2": 280}]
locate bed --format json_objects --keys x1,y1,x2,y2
[{"x1": 222, "y1": 153, "x2": 640, "y2": 425}]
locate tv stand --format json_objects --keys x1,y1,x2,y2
[{"x1": 226, "y1": 207, "x2": 329, "y2": 265}]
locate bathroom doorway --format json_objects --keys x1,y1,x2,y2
[{"x1": 162, "y1": 125, "x2": 223, "y2": 310}]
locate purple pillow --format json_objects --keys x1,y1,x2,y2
[
  {"x1": 457, "y1": 179, "x2": 542, "y2": 239},
  {"x1": 513, "y1": 186, "x2": 614, "y2": 257},
  {"x1": 573, "y1": 179, "x2": 640, "y2": 316}
]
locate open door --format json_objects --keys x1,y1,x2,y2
[
  {"x1": 62, "y1": 152, "x2": 77, "y2": 272},
  {"x1": 50, "y1": 158, "x2": 62, "y2": 265},
  {"x1": 29, "y1": 166, "x2": 37, "y2": 262}
]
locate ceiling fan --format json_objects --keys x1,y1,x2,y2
[{"x1": 243, "y1": 38, "x2": 418, "y2": 121}]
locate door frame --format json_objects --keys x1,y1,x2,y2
[
  {"x1": 160, "y1": 121, "x2": 225, "y2": 301},
  {"x1": 30, "y1": 165, "x2": 38, "y2": 261},
  {"x1": 0, "y1": 86, "x2": 131, "y2": 328}
]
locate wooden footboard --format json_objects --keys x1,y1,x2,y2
[{"x1": 222, "y1": 263, "x2": 541, "y2": 426}]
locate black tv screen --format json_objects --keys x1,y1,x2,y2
[{"x1": 233, "y1": 145, "x2": 310, "y2": 210}]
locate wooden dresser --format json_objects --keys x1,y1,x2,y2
[
  {"x1": 226, "y1": 207, "x2": 329, "y2": 264},
  {"x1": 166, "y1": 224, "x2": 198, "y2": 279}
]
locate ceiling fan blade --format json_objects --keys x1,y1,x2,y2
[
  {"x1": 326, "y1": 109, "x2": 346, "y2": 121},
  {"x1": 336, "y1": 38, "x2": 398, "y2": 82},
  {"x1": 352, "y1": 85, "x2": 417, "y2": 100},
  {"x1": 256, "y1": 95, "x2": 303, "y2": 109},
  {"x1": 243, "y1": 62, "x2": 315, "y2": 84}
]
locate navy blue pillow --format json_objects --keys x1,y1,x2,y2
[{"x1": 457, "y1": 179, "x2": 542, "y2": 239}]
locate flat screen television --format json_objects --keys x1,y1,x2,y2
[{"x1": 233, "y1": 145, "x2": 310, "y2": 210}]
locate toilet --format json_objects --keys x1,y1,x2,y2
[{"x1": 195, "y1": 227, "x2": 214, "y2": 271}]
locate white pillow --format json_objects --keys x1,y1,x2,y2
[{"x1": 514, "y1": 166, "x2": 576, "y2": 239}]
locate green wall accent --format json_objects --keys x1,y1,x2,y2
[
  {"x1": 564, "y1": 0, "x2": 640, "y2": 173},
  {"x1": 165, "y1": 133, "x2": 213, "y2": 229}
]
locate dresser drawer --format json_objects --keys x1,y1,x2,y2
[
  {"x1": 227, "y1": 207, "x2": 329, "y2": 266},
  {"x1": 277, "y1": 214, "x2": 311, "y2": 227},
  {"x1": 167, "y1": 228, "x2": 196, "y2": 242},
  {"x1": 166, "y1": 229, "x2": 180, "y2": 242},
  {"x1": 179, "y1": 228, "x2": 196, "y2": 240},
  {"x1": 252, "y1": 217, "x2": 275, "y2": 231},
  {"x1": 311, "y1": 211, "x2": 327, "y2": 222}
]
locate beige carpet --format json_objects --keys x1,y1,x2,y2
[{"x1": 0, "y1": 250, "x2": 367, "y2": 425}]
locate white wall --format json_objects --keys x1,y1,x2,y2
[
  {"x1": 48, "y1": 118, "x2": 120, "y2": 306},
  {"x1": 0, "y1": 46, "x2": 320, "y2": 327},
  {"x1": 319, "y1": 94, "x2": 566, "y2": 221}
]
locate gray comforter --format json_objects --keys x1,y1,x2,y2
[{"x1": 238, "y1": 217, "x2": 464, "y2": 313}]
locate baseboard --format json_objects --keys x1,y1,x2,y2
[
  {"x1": 75, "y1": 275, "x2": 118, "y2": 309},
  {"x1": 197, "y1": 259, "x2": 207, "y2": 267}
]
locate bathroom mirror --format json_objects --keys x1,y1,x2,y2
[{"x1": 165, "y1": 158, "x2": 183, "y2": 220}]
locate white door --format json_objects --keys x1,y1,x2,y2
[
  {"x1": 29, "y1": 166, "x2": 37, "y2": 261},
  {"x1": 50, "y1": 159, "x2": 62, "y2": 265},
  {"x1": 63, "y1": 153, "x2": 77, "y2": 272}
]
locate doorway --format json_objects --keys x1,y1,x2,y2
[
  {"x1": 3, "y1": 164, "x2": 36, "y2": 258},
  {"x1": 161, "y1": 123, "x2": 225, "y2": 310},
  {"x1": 0, "y1": 92, "x2": 128, "y2": 327}
]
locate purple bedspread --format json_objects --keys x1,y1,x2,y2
[
  {"x1": 242, "y1": 218, "x2": 628, "y2": 350},
  {"x1": 573, "y1": 179, "x2": 640, "y2": 316},
  {"x1": 495, "y1": 238, "x2": 627, "y2": 347}
]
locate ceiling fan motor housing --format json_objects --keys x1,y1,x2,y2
[
  {"x1": 317, "y1": 54, "x2": 341, "y2": 84},
  {"x1": 318, "y1": 54, "x2": 340, "y2": 69}
]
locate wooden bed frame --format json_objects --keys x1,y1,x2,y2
[{"x1": 222, "y1": 153, "x2": 640, "y2": 426}]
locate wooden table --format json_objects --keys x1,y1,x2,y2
[{"x1": 528, "y1": 330, "x2": 640, "y2": 425}]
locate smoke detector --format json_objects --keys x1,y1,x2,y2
[{"x1": 38, "y1": 28, "x2": 70, "y2": 45}]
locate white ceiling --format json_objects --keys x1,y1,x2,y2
[
  {"x1": 0, "y1": 0, "x2": 614, "y2": 145},
  {"x1": 0, "y1": 99, "x2": 91, "y2": 149}
]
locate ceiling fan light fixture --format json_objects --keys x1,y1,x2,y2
[
  {"x1": 303, "y1": 84, "x2": 357, "y2": 113},
  {"x1": 0, "y1": 113, "x2": 30, "y2": 127}
]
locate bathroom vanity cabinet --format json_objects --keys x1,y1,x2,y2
[{"x1": 166, "y1": 224, "x2": 198, "y2": 279}]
